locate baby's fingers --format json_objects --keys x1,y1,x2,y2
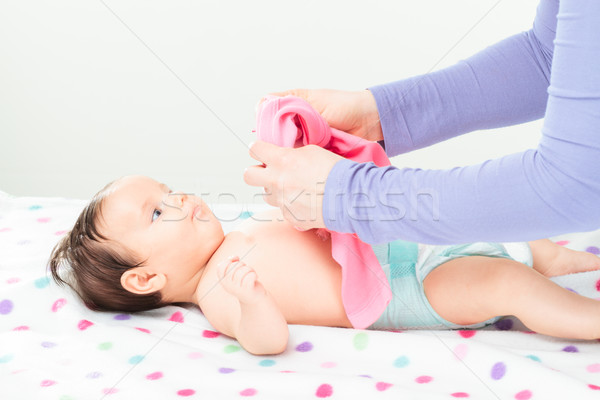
[{"x1": 217, "y1": 256, "x2": 240, "y2": 280}]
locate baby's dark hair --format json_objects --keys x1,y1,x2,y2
[{"x1": 48, "y1": 181, "x2": 168, "y2": 312}]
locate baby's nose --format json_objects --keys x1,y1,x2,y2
[{"x1": 168, "y1": 191, "x2": 188, "y2": 207}]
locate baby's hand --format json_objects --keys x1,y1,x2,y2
[{"x1": 217, "y1": 256, "x2": 267, "y2": 304}]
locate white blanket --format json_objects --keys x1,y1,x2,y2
[{"x1": 1, "y1": 191, "x2": 600, "y2": 399}]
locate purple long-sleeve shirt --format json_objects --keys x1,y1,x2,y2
[{"x1": 323, "y1": 0, "x2": 600, "y2": 245}]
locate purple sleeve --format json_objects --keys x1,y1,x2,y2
[{"x1": 323, "y1": 0, "x2": 600, "y2": 244}]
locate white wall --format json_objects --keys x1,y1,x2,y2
[{"x1": 0, "y1": 0, "x2": 541, "y2": 204}]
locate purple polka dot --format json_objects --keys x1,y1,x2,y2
[
  {"x1": 494, "y1": 319, "x2": 513, "y2": 331},
  {"x1": 0, "y1": 299, "x2": 13, "y2": 315},
  {"x1": 86, "y1": 371, "x2": 102, "y2": 379},
  {"x1": 563, "y1": 345, "x2": 579, "y2": 353},
  {"x1": 586, "y1": 246, "x2": 599, "y2": 255},
  {"x1": 491, "y1": 362, "x2": 506, "y2": 380},
  {"x1": 566, "y1": 287, "x2": 579, "y2": 294},
  {"x1": 295, "y1": 341, "x2": 313, "y2": 352},
  {"x1": 41, "y1": 342, "x2": 56, "y2": 348},
  {"x1": 218, "y1": 367, "x2": 235, "y2": 374},
  {"x1": 114, "y1": 314, "x2": 131, "y2": 320}
]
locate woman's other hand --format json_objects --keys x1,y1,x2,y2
[{"x1": 267, "y1": 89, "x2": 384, "y2": 142}]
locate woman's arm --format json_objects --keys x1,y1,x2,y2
[
  {"x1": 371, "y1": 0, "x2": 558, "y2": 156},
  {"x1": 325, "y1": 0, "x2": 600, "y2": 244}
]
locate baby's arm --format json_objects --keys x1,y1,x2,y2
[{"x1": 213, "y1": 256, "x2": 288, "y2": 355}]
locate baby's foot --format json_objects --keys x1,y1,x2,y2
[{"x1": 538, "y1": 244, "x2": 600, "y2": 277}]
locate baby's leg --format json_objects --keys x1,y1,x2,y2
[
  {"x1": 423, "y1": 256, "x2": 600, "y2": 339},
  {"x1": 529, "y1": 238, "x2": 600, "y2": 277}
]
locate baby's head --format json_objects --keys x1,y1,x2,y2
[{"x1": 49, "y1": 175, "x2": 224, "y2": 312}]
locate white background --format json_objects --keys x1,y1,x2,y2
[{"x1": 0, "y1": 0, "x2": 541, "y2": 203}]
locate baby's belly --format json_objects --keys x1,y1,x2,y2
[{"x1": 229, "y1": 211, "x2": 352, "y2": 328}]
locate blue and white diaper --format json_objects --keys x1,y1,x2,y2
[{"x1": 368, "y1": 240, "x2": 532, "y2": 330}]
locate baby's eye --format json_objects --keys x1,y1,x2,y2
[{"x1": 152, "y1": 209, "x2": 162, "y2": 222}]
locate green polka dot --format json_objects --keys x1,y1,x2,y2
[
  {"x1": 259, "y1": 359, "x2": 275, "y2": 367},
  {"x1": 224, "y1": 345, "x2": 241, "y2": 354},
  {"x1": 353, "y1": 332, "x2": 369, "y2": 351},
  {"x1": 393, "y1": 356, "x2": 410, "y2": 368},
  {"x1": 98, "y1": 342, "x2": 113, "y2": 351},
  {"x1": 59, "y1": 396, "x2": 74, "y2": 400},
  {"x1": 128, "y1": 355, "x2": 144, "y2": 364},
  {"x1": 526, "y1": 355, "x2": 541, "y2": 362},
  {"x1": 34, "y1": 276, "x2": 50, "y2": 289}
]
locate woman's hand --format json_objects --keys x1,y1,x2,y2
[
  {"x1": 244, "y1": 142, "x2": 344, "y2": 230},
  {"x1": 268, "y1": 88, "x2": 384, "y2": 142}
]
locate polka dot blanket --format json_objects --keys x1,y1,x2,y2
[{"x1": 2, "y1": 191, "x2": 600, "y2": 400}]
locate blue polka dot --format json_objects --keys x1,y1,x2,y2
[
  {"x1": 128, "y1": 355, "x2": 144, "y2": 364},
  {"x1": 526, "y1": 355, "x2": 541, "y2": 362},
  {"x1": 239, "y1": 211, "x2": 254, "y2": 220},
  {"x1": 34, "y1": 276, "x2": 50, "y2": 289},
  {"x1": 393, "y1": 356, "x2": 410, "y2": 368},
  {"x1": 259, "y1": 359, "x2": 275, "y2": 367},
  {"x1": 0, "y1": 354, "x2": 14, "y2": 363},
  {"x1": 29, "y1": 205, "x2": 42, "y2": 210}
]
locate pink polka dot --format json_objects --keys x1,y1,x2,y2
[
  {"x1": 453, "y1": 343, "x2": 469, "y2": 360},
  {"x1": 77, "y1": 320, "x2": 93, "y2": 330},
  {"x1": 177, "y1": 389, "x2": 195, "y2": 397},
  {"x1": 202, "y1": 330, "x2": 220, "y2": 338},
  {"x1": 451, "y1": 393, "x2": 470, "y2": 398},
  {"x1": 135, "y1": 327, "x2": 151, "y2": 334},
  {"x1": 415, "y1": 376, "x2": 433, "y2": 384},
  {"x1": 555, "y1": 240, "x2": 569, "y2": 246},
  {"x1": 240, "y1": 388, "x2": 257, "y2": 397},
  {"x1": 102, "y1": 388, "x2": 118, "y2": 395},
  {"x1": 458, "y1": 330, "x2": 476, "y2": 339},
  {"x1": 169, "y1": 311, "x2": 185, "y2": 323},
  {"x1": 0, "y1": 227, "x2": 12, "y2": 233},
  {"x1": 589, "y1": 384, "x2": 600, "y2": 390},
  {"x1": 514, "y1": 390, "x2": 532, "y2": 400},
  {"x1": 6, "y1": 277, "x2": 20, "y2": 284},
  {"x1": 596, "y1": 279, "x2": 600, "y2": 292},
  {"x1": 375, "y1": 382, "x2": 393, "y2": 391},
  {"x1": 52, "y1": 298, "x2": 67, "y2": 312},
  {"x1": 188, "y1": 352, "x2": 203, "y2": 359},
  {"x1": 13, "y1": 326, "x2": 29, "y2": 331},
  {"x1": 40, "y1": 380, "x2": 56, "y2": 387},
  {"x1": 320, "y1": 362, "x2": 336, "y2": 368},
  {"x1": 316, "y1": 384, "x2": 333, "y2": 398},
  {"x1": 587, "y1": 364, "x2": 600, "y2": 373},
  {"x1": 146, "y1": 371, "x2": 163, "y2": 380},
  {"x1": 54, "y1": 230, "x2": 68, "y2": 236},
  {"x1": 37, "y1": 217, "x2": 51, "y2": 223}
]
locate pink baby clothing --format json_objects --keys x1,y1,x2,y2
[{"x1": 255, "y1": 95, "x2": 393, "y2": 329}]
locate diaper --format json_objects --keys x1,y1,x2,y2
[{"x1": 368, "y1": 241, "x2": 532, "y2": 330}]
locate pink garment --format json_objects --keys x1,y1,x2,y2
[{"x1": 255, "y1": 95, "x2": 392, "y2": 329}]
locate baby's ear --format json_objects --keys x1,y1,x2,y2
[{"x1": 121, "y1": 267, "x2": 166, "y2": 295}]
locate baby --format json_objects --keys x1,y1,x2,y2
[{"x1": 49, "y1": 175, "x2": 600, "y2": 355}]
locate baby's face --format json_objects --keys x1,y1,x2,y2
[{"x1": 99, "y1": 175, "x2": 224, "y2": 283}]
